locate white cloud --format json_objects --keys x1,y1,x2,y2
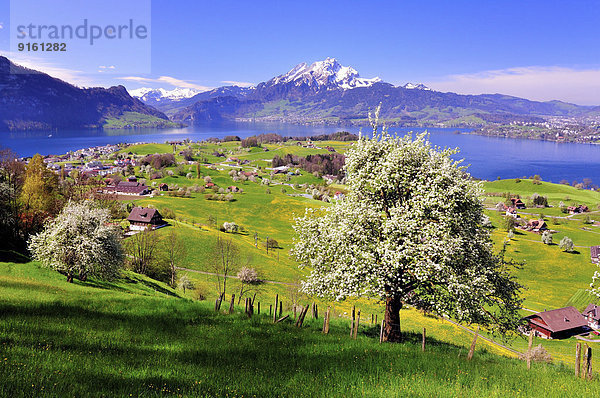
[
  {"x1": 119, "y1": 75, "x2": 212, "y2": 91},
  {"x1": 222, "y1": 80, "x2": 254, "y2": 88},
  {"x1": 426, "y1": 66, "x2": 600, "y2": 106},
  {"x1": 0, "y1": 22, "x2": 4, "y2": 29},
  {"x1": 5, "y1": 53, "x2": 100, "y2": 87}
]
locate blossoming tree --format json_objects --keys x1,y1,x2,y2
[
  {"x1": 29, "y1": 201, "x2": 124, "y2": 282},
  {"x1": 292, "y1": 123, "x2": 522, "y2": 342}
]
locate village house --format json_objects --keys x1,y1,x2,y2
[
  {"x1": 591, "y1": 246, "x2": 600, "y2": 264},
  {"x1": 105, "y1": 176, "x2": 149, "y2": 196},
  {"x1": 510, "y1": 198, "x2": 526, "y2": 209},
  {"x1": 582, "y1": 304, "x2": 600, "y2": 329},
  {"x1": 505, "y1": 207, "x2": 519, "y2": 219},
  {"x1": 523, "y1": 306, "x2": 590, "y2": 339},
  {"x1": 525, "y1": 219, "x2": 547, "y2": 232},
  {"x1": 567, "y1": 204, "x2": 589, "y2": 214},
  {"x1": 228, "y1": 186, "x2": 240, "y2": 193},
  {"x1": 127, "y1": 207, "x2": 166, "y2": 231},
  {"x1": 159, "y1": 183, "x2": 169, "y2": 192}
]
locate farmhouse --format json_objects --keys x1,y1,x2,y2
[
  {"x1": 582, "y1": 304, "x2": 600, "y2": 329},
  {"x1": 510, "y1": 198, "x2": 526, "y2": 209},
  {"x1": 127, "y1": 207, "x2": 166, "y2": 231},
  {"x1": 159, "y1": 183, "x2": 169, "y2": 191},
  {"x1": 526, "y1": 219, "x2": 547, "y2": 232},
  {"x1": 105, "y1": 180, "x2": 149, "y2": 195},
  {"x1": 567, "y1": 204, "x2": 589, "y2": 214},
  {"x1": 505, "y1": 207, "x2": 519, "y2": 218},
  {"x1": 591, "y1": 246, "x2": 600, "y2": 264},
  {"x1": 523, "y1": 306, "x2": 590, "y2": 339}
]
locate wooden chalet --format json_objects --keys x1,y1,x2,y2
[
  {"x1": 582, "y1": 304, "x2": 600, "y2": 329},
  {"x1": 523, "y1": 306, "x2": 590, "y2": 339},
  {"x1": 510, "y1": 198, "x2": 526, "y2": 209},
  {"x1": 159, "y1": 183, "x2": 169, "y2": 191},
  {"x1": 127, "y1": 207, "x2": 166, "y2": 231},
  {"x1": 526, "y1": 219, "x2": 547, "y2": 232}
]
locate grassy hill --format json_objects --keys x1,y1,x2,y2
[{"x1": 1, "y1": 261, "x2": 599, "y2": 397}]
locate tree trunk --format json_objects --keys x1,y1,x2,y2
[
  {"x1": 383, "y1": 295, "x2": 402, "y2": 342},
  {"x1": 66, "y1": 272, "x2": 74, "y2": 283}
]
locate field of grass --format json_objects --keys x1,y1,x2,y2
[
  {"x1": 103, "y1": 112, "x2": 182, "y2": 129},
  {"x1": 2, "y1": 261, "x2": 600, "y2": 397}
]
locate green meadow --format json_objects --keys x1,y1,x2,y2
[
  {"x1": 1, "y1": 262, "x2": 599, "y2": 397},
  {"x1": 4, "y1": 141, "x2": 600, "y2": 395}
]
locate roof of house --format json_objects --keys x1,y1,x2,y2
[
  {"x1": 127, "y1": 207, "x2": 162, "y2": 223},
  {"x1": 524, "y1": 306, "x2": 588, "y2": 333},
  {"x1": 583, "y1": 304, "x2": 600, "y2": 321}
]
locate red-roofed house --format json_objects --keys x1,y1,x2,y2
[
  {"x1": 127, "y1": 207, "x2": 166, "y2": 231},
  {"x1": 523, "y1": 306, "x2": 590, "y2": 339}
]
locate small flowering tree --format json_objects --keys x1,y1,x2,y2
[
  {"x1": 28, "y1": 201, "x2": 124, "y2": 282},
  {"x1": 292, "y1": 119, "x2": 522, "y2": 342}
]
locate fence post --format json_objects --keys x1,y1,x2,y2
[
  {"x1": 527, "y1": 330, "x2": 533, "y2": 370},
  {"x1": 323, "y1": 306, "x2": 331, "y2": 334},
  {"x1": 315, "y1": 304, "x2": 318, "y2": 319},
  {"x1": 257, "y1": 302, "x2": 260, "y2": 315},
  {"x1": 379, "y1": 319, "x2": 385, "y2": 343},
  {"x1": 353, "y1": 310, "x2": 360, "y2": 339},
  {"x1": 576, "y1": 342, "x2": 581, "y2": 378},
  {"x1": 422, "y1": 327, "x2": 426, "y2": 352},
  {"x1": 229, "y1": 294, "x2": 235, "y2": 314},
  {"x1": 273, "y1": 294, "x2": 278, "y2": 323},
  {"x1": 269, "y1": 304, "x2": 272, "y2": 317},
  {"x1": 350, "y1": 306, "x2": 355, "y2": 337},
  {"x1": 279, "y1": 301, "x2": 283, "y2": 318},
  {"x1": 467, "y1": 326, "x2": 479, "y2": 360},
  {"x1": 586, "y1": 346, "x2": 593, "y2": 380}
]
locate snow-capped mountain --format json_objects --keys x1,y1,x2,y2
[
  {"x1": 402, "y1": 83, "x2": 431, "y2": 91},
  {"x1": 267, "y1": 57, "x2": 381, "y2": 91},
  {"x1": 129, "y1": 87, "x2": 203, "y2": 103}
]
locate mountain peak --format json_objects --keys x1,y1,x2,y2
[
  {"x1": 129, "y1": 87, "x2": 203, "y2": 102},
  {"x1": 402, "y1": 83, "x2": 431, "y2": 91},
  {"x1": 270, "y1": 58, "x2": 381, "y2": 90}
]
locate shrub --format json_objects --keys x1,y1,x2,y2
[
  {"x1": 223, "y1": 222, "x2": 239, "y2": 233},
  {"x1": 520, "y1": 344, "x2": 552, "y2": 363},
  {"x1": 265, "y1": 188, "x2": 271, "y2": 194}
]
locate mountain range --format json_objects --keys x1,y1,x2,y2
[
  {"x1": 1, "y1": 56, "x2": 598, "y2": 131},
  {"x1": 0, "y1": 56, "x2": 173, "y2": 131},
  {"x1": 130, "y1": 57, "x2": 598, "y2": 127}
]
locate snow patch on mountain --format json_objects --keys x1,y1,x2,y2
[
  {"x1": 270, "y1": 57, "x2": 381, "y2": 90},
  {"x1": 402, "y1": 83, "x2": 431, "y2": 91},
  {"x1": 129, "y1": 87, "x2": 203, "y2": 102}
]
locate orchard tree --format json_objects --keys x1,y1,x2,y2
[
  {"x1": 292, "y1": 119, "x2": 523, "y2": 342},
  {"x1": 541, "y1": 230, "x2": 553, "y2": 245},
  {"x1": 559, "y1": 236, "x2": 574, "y2": 252},
  {"x1": 29, "y1": 201, "x2": 124, "y2": 282}
]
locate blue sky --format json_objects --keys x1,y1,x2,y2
[{"x1": 1, "y1": 0, "x2": 600, "y2": 104}]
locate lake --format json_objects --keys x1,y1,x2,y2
[{"x1": 1, "y1": 121, "x2": 599, "y2": 184}]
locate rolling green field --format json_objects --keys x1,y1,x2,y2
[
  {"x1": 1, "y1": 261, "x2": 599, "y2": 397},
  {"x1": 5, "y1": 140, "x2": 600, "y2": 395}
]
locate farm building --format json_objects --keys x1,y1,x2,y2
[
  {"x1": 127, "y1": 207, "x2": 166, "y2": 231},
  {"x1": 567, "y1": 204, "x2": 589, "y2": 214},
  {"x1": 159, "y1": 183, "x2": 169, "y2": 191},
  {"x1": 105, "y1": 180, "x2": 149, "y2": 195},
  {"x1": 525, "y1": 219, "x2": 547, "y2": 232},
  {"x1": 523, "y1": 306, "x2": 590, "y2": 339},
  {"x1": 582, "y1": 304, "x2": 600, "y2": 329},
  {"x1": 510, "y1": 198, "x2": 526, "y2": 209},
  {"x1": 591, "y1": 246, "x2": 600, "y2": 264}
]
